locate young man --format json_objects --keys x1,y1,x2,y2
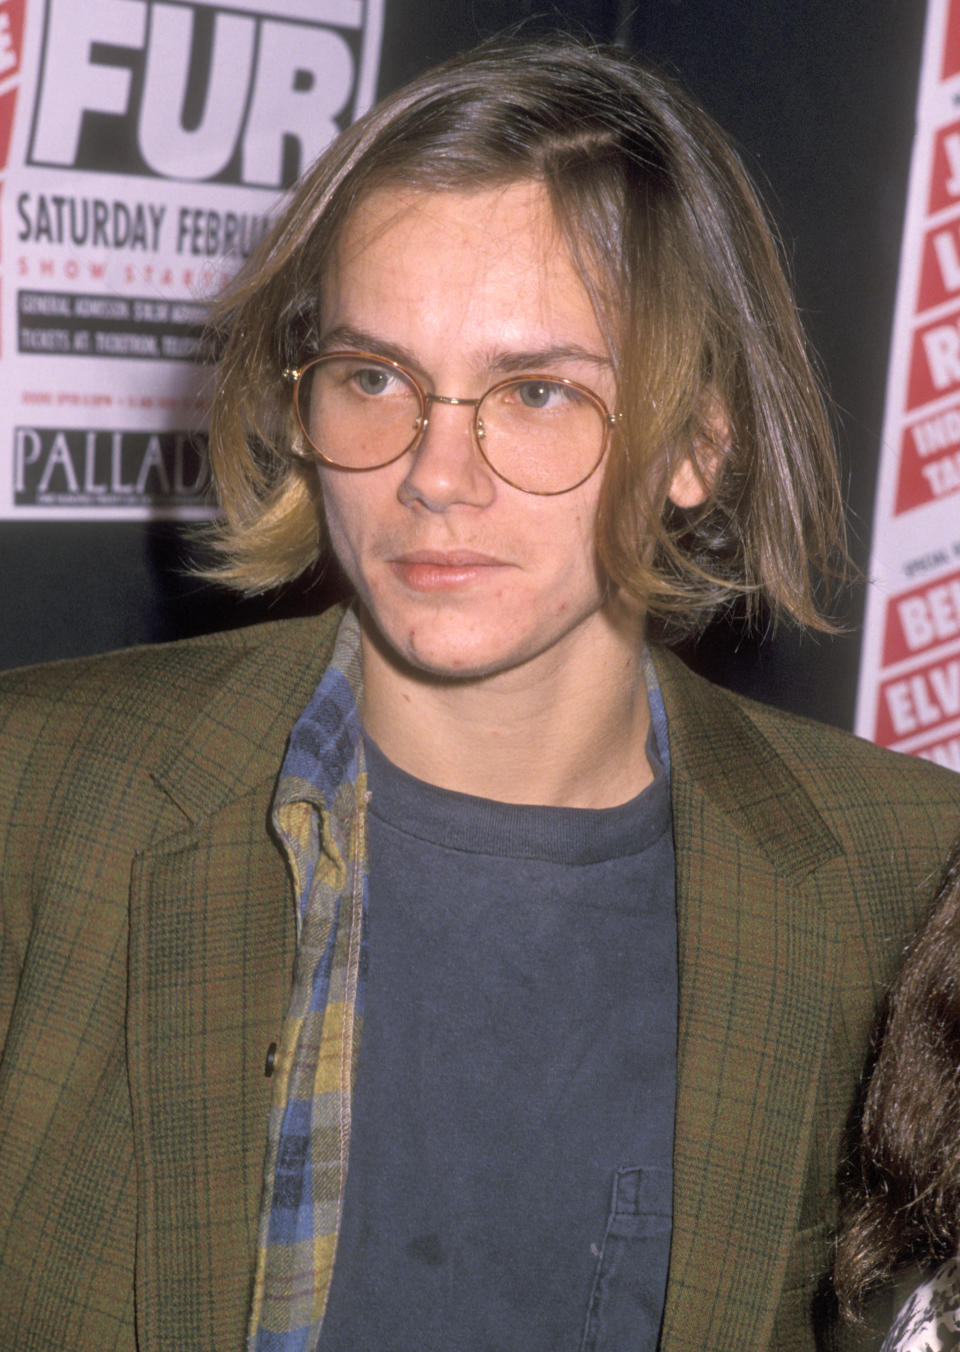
[{"x1": 2, "y1": 37, "x2": 959, "y2": 1352}]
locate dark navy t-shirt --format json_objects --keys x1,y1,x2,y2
[{"x1": 317, "y1": 731, "x2": 677, "y2": 1352}]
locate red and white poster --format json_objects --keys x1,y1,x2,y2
[
  {"x1": 0, "y1": 0, "x2": 383, "y2": 518},
  {"x1": 856, "y1": 0, "x2": 960, "y2": 772}
]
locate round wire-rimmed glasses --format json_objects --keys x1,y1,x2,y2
[{"x1": 284, "y1": 350, "x2": 619, "y2": 496}]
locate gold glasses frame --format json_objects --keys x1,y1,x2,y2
[{"x1": 283, "y1": 350, "x2": 619, "y2": 497}]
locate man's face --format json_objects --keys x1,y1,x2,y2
[{"x1": 315, "y1": 180, "x2": 628, "y2": 684}]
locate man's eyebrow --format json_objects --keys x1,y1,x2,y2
[
  {"x1": 487, "y1": 347, "x2": 612, "y2": 375},
  {"x1": 317, "y1": 326, "x2": 612, "y2": 378},
  {"x1": 317, "y1": 326, "x2": 421, "y2": 370}
]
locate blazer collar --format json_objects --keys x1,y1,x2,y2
[
  {"x1": 148, "y1": 607, "x2": 346, "y2": 821},
  {"x1": 149, "y1": 615, "x2": 838, "y2": 865},
  {"x1": 651, "y1": 645, "x2": 843, "y2": 877},
  {"x1": 653, "y1": 647, "x2": 843, "y2": 1349}
]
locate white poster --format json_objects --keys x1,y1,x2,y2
[
  {"x1": 0, "y1": 0, "x2": 383, "y2": 518},
  {"x1": 856, "y1": 0, "x2": 960, "y2": 772}
]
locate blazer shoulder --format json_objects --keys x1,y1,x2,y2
[
  {"x1": 0, "y1": 606, "x2": 345, "y2": 859},
  {"x1": 653, "y1": 644, "x2": 960, "y2": 809},
  {"x1": 0, "y1": 607, "x2": 343, "y2": 757},
  {"x1": 653, "y1": 646, "x2": 960, "y2": 918},
  {"x1": 0, "y1": 606, "x2": 343, "y2": 704},
  {"x1": 737, "y1": 684, "x2": 959, "y2": 806}
]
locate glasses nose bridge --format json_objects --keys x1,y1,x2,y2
[
  {"x1": 425, "y1": 391, "x2": 482, "y2": 409},
  {"x1": 416, "y1": 389, "x2": 485, "y2": 448}
]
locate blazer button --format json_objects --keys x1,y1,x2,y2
[{"x1": 264, "y1": 1042, "x2": 278, "y2": 1077}]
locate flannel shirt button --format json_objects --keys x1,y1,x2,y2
[{"x1": 264, "y1": 1042, "x2": 277, "y2": 1077}]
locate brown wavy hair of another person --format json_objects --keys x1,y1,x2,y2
[{"x1": 836, "y1": 837, "x2": 960, "y2": 1320}]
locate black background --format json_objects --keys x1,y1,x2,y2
[{"x1": 1, "y1": 0, "x2": 928, "y2": 731}]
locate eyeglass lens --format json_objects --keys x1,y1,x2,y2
[{"x1": 296, "y1": 354, "x2": 608, "y2": 494}]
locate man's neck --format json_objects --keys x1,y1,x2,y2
[{"x1": 358, "y1": 607, "x2": 654, "y2": 810}]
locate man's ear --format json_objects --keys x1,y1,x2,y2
[{"x1": 666, "y1": 399, "x2": 730, "y2": 510}]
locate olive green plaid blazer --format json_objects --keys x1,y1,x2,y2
[{"x1": 2, "y1": 606, "x2": 959, "y2": 1352}]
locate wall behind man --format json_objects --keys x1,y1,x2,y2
[{"x1": 0, "y1": 0, "x2": 926, "y2": 732}]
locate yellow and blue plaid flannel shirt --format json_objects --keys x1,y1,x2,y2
[{"x1": 248, "y1": 610, "x2": 368, "y2": 1352}]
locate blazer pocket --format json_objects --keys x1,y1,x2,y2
[
  {"x1": 771, "y1": 1218, "x2": 839, "y2": 1351},
  {"x1": 781, "y1": 1218, "x2": 833, "y2": 1297}
]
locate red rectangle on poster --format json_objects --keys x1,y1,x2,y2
[
  {"x1": 882, "y1": 567, "x2": 960, "y2": 664},
  {"x1": 906, "y1": 307, "x2": 960, "y2": 409},
  {"x1": 0, "y1": 0, "x2": 24, "y2": 85},
  {"x1": 876, "y1": 650, "x2": 960, "y2": 745},
  {"x1": 0, "y1": 88, "x2": 16, "y2": 174},
  {"x1": 929, "y1": 120, "x2": 960, "y2": 215},
  {"x1": 944, "y1": 0, "x2": 960, "y2": 81},
  {"x1": 895, "y1": 404, "x2": 960, "y2": 512},
  {"x1": 919, "y1": 219, "x2": 960, "y2": 310}
]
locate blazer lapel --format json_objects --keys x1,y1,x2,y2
[
  {"x1": 125, "y1": 613, "x2": 340, "y2": 1352},
  {"x1": 653, "y1": 650, "x2": 843, "y2": 1351}
]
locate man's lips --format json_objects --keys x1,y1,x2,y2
[
  {"x1": 393, "y1": 550, "x2": 507, "y2": 566},
  {"x1": 388, "y1": 549, "x2": 511, "y2": 589}
]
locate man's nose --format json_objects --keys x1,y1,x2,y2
[{"x1": 397, "y1": 400, "x2": 496, "y2": 511}]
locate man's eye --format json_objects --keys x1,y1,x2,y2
[
  {"x1": 515, "y1": 380, "x2": 555, "y2": 408},
  {"x1": 353, "y1": 367, "x2": 393, "y2": 395},
  {"x1": 509, "y1": 379, "x2": 581, "y2": 410}
]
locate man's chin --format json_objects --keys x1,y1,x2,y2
[{"x1": 355, "y1": 604, "x2": 534, "y2": 686}]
